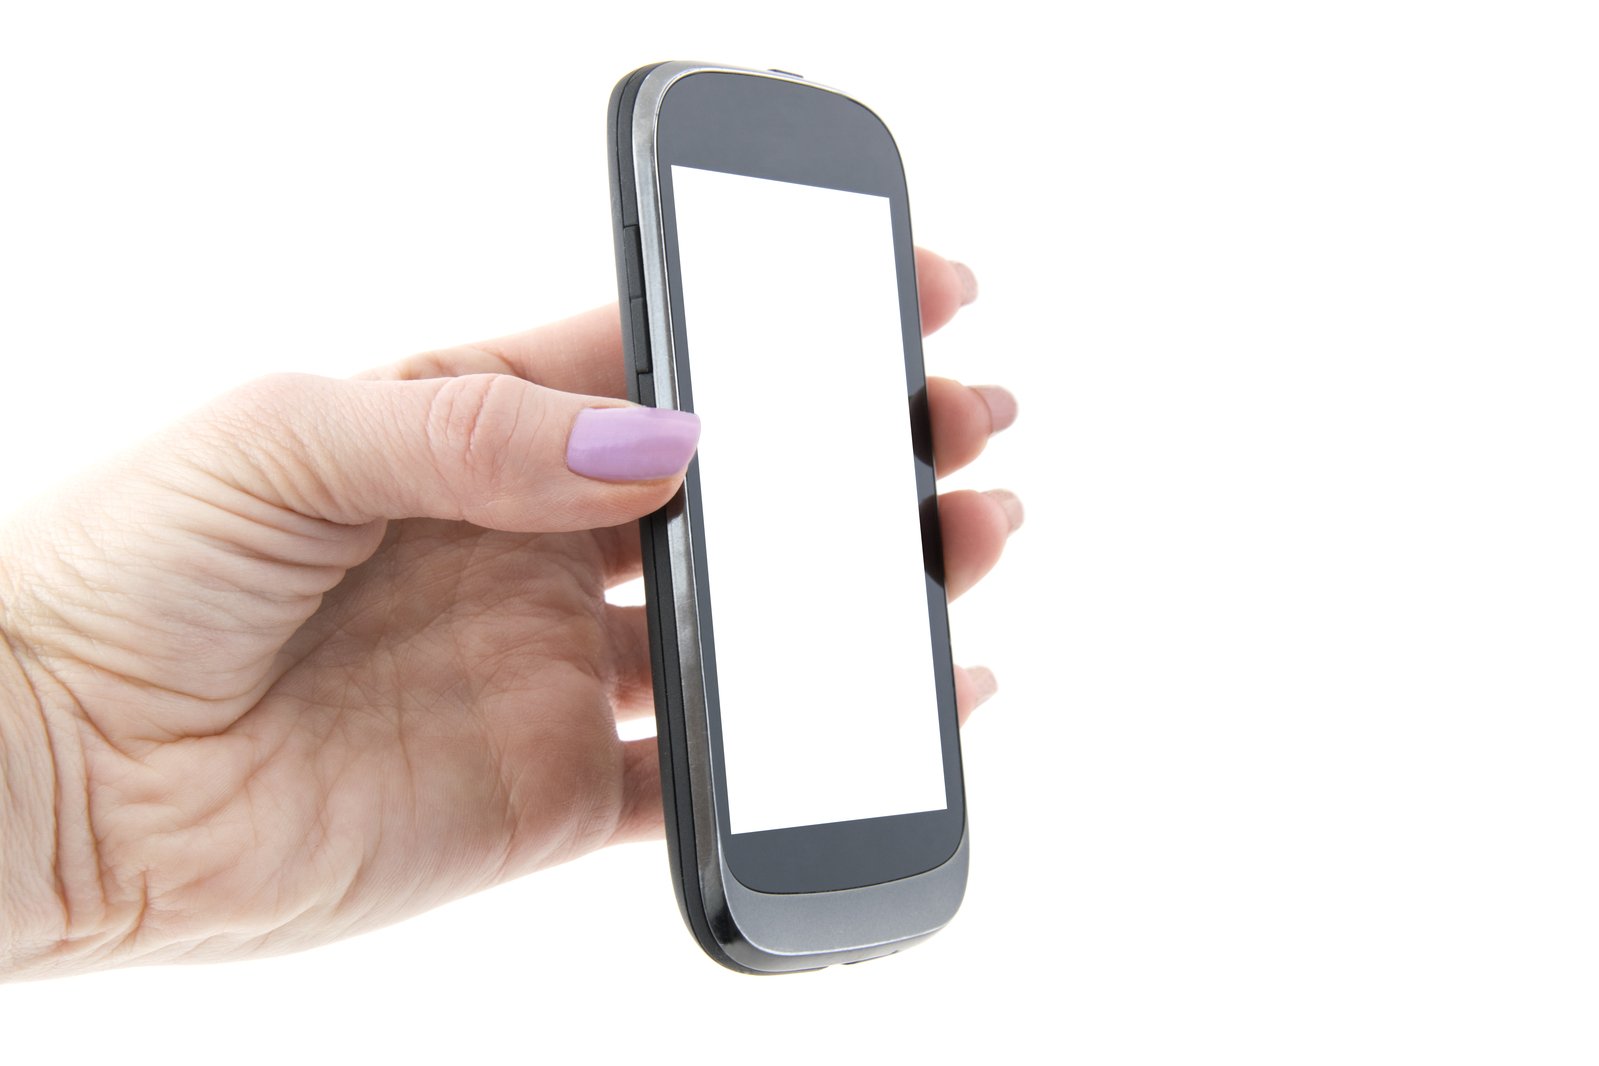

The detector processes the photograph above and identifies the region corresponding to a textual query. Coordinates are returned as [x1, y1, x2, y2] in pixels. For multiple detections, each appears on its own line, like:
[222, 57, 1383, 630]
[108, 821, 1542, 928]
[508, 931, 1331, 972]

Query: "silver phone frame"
[627, 60, 968, 972]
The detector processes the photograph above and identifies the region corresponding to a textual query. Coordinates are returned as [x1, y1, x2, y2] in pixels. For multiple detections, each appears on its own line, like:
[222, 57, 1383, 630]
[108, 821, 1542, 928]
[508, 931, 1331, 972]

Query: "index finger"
[362, 247, 978, 396]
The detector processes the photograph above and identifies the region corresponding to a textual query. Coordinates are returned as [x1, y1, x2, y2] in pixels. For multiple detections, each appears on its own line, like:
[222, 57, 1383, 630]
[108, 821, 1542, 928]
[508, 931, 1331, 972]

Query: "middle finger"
[603, 483, 1022, 721]
[598, 378, 1018, 587]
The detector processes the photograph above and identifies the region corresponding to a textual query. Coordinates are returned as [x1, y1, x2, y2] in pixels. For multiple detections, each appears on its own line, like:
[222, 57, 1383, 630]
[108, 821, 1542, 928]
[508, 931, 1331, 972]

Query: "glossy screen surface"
[669, 164, 947, 835]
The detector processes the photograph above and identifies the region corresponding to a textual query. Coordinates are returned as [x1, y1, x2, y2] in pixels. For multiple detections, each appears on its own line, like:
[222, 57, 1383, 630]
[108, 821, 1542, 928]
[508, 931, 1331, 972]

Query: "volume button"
[627, 296, 652, 375]
[622, 225, 645, 299]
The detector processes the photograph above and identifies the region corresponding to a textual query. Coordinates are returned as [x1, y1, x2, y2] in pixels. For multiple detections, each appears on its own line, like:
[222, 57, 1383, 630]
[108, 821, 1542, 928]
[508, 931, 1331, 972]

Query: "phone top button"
[767, 68, 804, 79]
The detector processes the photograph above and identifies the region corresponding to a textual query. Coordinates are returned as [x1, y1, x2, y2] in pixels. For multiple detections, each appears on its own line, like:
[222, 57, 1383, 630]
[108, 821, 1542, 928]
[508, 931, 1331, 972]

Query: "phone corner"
[702, 831, 970, 974]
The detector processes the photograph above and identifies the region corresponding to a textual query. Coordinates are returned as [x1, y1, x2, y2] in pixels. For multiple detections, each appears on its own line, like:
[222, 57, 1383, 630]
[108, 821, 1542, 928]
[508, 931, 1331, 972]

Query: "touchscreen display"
[669, 164, 948, 835]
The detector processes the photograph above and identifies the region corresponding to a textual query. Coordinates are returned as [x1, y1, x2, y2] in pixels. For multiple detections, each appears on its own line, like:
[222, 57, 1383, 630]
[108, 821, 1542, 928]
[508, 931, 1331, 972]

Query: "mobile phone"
[607, 61, 967, 973]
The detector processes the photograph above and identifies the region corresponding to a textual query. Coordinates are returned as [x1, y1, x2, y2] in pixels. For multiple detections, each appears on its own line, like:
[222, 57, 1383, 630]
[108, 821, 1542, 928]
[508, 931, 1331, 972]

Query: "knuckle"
[201, 373, 317, 459]
[183, 373, 342, 516]
[424, 374, 543, 494]
[216, 372, 315, 423]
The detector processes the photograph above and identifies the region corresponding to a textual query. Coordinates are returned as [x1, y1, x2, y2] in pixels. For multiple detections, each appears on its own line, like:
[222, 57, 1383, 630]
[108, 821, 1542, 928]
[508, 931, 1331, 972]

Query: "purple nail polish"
[566, 407, 701, 481]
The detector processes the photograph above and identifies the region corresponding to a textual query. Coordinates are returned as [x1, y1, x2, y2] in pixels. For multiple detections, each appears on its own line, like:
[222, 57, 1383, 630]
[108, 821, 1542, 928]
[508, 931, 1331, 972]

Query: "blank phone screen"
[669, 164, 948, 836]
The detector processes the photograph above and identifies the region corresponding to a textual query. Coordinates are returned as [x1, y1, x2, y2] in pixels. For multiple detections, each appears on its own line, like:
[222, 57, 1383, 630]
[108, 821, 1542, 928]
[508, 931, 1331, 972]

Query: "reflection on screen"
[669, 165, 947, 835]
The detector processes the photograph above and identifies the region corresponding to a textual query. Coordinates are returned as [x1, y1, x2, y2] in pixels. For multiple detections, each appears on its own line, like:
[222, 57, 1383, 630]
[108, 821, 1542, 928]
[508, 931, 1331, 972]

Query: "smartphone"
[607, 61, 967, 973]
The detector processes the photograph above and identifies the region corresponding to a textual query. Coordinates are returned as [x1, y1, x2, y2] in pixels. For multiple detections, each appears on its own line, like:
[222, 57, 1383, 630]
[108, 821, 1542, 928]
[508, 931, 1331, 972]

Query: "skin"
[0, 248, 1019, 979]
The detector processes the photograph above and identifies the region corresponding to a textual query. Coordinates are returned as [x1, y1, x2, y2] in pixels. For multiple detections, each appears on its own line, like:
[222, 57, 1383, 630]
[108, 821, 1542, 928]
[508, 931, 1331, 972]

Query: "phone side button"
[622, 225, 645, 298]
[634, 370, 653, 407]
[628, 296, 652, 375]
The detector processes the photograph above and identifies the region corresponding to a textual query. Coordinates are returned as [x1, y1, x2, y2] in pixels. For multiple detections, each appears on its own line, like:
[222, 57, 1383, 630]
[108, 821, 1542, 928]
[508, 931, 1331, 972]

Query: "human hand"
[0, 249, 1020, 979]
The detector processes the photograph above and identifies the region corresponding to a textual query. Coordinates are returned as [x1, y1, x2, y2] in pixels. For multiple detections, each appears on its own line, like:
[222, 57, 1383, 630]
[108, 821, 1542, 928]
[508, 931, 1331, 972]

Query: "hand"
[0, 249, 1020, 979]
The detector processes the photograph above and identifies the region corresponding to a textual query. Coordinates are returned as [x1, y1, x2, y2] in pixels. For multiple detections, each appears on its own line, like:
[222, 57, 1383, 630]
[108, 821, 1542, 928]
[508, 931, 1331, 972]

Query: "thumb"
[188, 372, 700, 530]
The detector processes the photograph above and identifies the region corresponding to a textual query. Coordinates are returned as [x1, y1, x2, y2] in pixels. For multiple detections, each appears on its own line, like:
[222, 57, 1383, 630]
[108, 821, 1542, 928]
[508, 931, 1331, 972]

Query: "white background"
[670, 166, 946, 833]
[1, 2, 1595, 1063]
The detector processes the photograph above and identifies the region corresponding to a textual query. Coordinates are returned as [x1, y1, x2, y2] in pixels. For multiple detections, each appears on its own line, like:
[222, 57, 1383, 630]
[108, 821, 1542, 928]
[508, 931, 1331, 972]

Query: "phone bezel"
[652, 71, 965, 893]
[612, 61, 969, 970]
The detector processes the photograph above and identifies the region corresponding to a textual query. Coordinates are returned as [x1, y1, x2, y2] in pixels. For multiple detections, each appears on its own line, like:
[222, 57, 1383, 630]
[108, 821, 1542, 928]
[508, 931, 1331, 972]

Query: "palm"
[165, 519, 636, 957]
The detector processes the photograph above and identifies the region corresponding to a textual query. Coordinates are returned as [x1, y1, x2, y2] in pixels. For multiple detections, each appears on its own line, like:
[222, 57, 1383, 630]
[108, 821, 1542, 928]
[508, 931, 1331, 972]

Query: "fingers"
[604, 603, 654, 720]
[927, 377, 1018, 478]
[591, 521, 645, 587]
[191, 372, 700, 531]
[953, 664, 1000, 725]
[600, 486, 1024, 604]
[610, 736, 666, 845]
[591, 378, 1017, 588]
[365, 248, 978, 390]
[361, 304, 630, 398]
[587, 374, 1016, 589]
[938, 488, 1025, 599]
[606, 661, 1002, 846]
[915, 247, 979, 336]
[605, 478, 1023, 719]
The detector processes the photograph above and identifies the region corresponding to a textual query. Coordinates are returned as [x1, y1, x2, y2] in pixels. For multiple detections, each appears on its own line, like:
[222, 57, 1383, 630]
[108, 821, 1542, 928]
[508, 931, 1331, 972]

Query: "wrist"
[0, 555, 141, 980]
